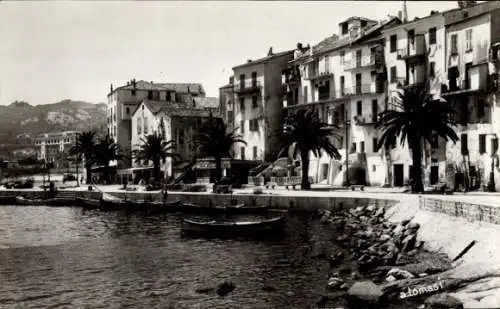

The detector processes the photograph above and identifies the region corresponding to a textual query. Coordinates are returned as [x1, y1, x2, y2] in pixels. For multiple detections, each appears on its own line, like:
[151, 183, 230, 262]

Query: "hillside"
[0, 100, 107, 158]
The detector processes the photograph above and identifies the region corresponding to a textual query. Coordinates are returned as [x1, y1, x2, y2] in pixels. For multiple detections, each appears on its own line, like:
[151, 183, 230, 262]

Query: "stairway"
[56, 191, 77, 200]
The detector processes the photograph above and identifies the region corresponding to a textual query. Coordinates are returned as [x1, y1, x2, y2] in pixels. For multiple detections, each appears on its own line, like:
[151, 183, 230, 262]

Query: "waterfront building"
[107, 79, 206, 169]
[441, 1, 500, 191]
[232, 48, 294, 162]
[129, 97, 219, 182]
[35, 130, 79, 163]
[381, 10, 447, 187]
[219, 76, 235, 131]
[283, 16, 400, 186]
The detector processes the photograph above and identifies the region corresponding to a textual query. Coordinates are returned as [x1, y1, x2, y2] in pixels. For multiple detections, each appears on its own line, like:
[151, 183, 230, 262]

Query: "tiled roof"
[294, 17, 400, 61]
[233, 49, 295, 69]
[193, 97, 219, 109]
[113, 80, 205, 95]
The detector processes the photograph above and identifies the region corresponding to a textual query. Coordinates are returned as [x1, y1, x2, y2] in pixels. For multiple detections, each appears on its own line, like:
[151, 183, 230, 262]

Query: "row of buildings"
[219, 1, 500, 190]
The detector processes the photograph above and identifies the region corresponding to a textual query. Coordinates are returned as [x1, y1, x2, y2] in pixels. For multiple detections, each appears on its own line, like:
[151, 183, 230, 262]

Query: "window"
[429, 27, 437, 45]
[356, 50, 362, 67]
[304, 86, 308, 102]
[227, 110, 234, 123]
[148, 91, 153, 99]
[373, 138, 378, 152]
[451, 34, 458, 55]
[390, 66, 397, 83]
[239, 97, 245, 112]
[390, 35, 397, 53]
[361, 20, 367, 28]
[253, 146, 258, 160]
[477, 99, 485, 118]
[342, 23, 348, 35]
[429, 62, 436, 78]
[408, 29, 415, 45]
[251, 71, 257, 87]
[143, 117, 148, 134]
[250, 119, 259, 131]
[241, 147, 246, 160]
[466, 29, 473, 52]
[479, 134, 486, 154]
[356, 101, 362, 115]
[252, 95, 258, 108]
[239, 74, 245, 89]
[461, 133, 468, 155]
[340, 51, 345, 64]
[340, 76, 345, 95]
[372, 165, 376, 172]
[131, 89, 136, 96]
[240, 120, 245, 133]
[351, 142, 357, 153]
[137, 118, 142, 134]
[126, 107, 130, 115]
[360, 141, 365, 153]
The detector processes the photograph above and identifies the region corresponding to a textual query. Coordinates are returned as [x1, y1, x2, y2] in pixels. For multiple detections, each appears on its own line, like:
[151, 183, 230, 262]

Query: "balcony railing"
[353, 114, 378, 125]
[397, 35, 427, 61]
[305, 70, 333, 81]
[339, 83, 384, 96]
[343, 57, 381, 71]
[235, 80, 262, 94]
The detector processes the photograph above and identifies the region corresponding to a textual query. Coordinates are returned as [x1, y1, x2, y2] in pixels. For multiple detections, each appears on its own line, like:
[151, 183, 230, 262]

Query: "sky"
[0, 1, 461, 105]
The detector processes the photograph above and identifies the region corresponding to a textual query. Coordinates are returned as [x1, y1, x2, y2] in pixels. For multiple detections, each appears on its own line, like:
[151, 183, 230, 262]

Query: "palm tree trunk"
[300, 151, 311, 190]
[86, 164, 92, 185]
[153, 159, 161, 181]
[215, 156, 222, 183]
[411, 140, 424, 193]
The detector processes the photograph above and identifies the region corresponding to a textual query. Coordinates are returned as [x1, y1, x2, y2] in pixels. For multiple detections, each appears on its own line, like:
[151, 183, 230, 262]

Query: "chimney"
[403, 0, 408, 22]
[110, 84, 113, 93]
[398, 10, 403, 21]
[297, 43, 303, 50]
[268, 46, 273, 56]
[132, 79, 136, 88]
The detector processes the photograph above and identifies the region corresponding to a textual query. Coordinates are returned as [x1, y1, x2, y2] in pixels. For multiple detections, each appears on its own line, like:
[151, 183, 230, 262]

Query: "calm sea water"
[0, 206, 340, 309]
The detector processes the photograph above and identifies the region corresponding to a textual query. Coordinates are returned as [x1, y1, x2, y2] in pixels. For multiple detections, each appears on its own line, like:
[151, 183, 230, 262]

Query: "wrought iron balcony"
[343, 57, 382, 71]
[235, 80, 262, 95]
[305, 70, 333, 81]
[339, 83, 384, 97]
[397, 35, 427, 62]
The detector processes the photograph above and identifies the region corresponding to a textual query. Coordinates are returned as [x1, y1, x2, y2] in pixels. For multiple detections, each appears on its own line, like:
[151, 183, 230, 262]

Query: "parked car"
[63, 173, 76, 182]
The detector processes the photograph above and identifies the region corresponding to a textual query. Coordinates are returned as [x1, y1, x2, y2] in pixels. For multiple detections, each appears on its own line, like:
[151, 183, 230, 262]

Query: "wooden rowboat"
[181, 215, 286, 237]
[15, 196, 81, 207]
[125, 199, 183, 214]
[16, 196, 49, 206]
[76, 197, 101, 210]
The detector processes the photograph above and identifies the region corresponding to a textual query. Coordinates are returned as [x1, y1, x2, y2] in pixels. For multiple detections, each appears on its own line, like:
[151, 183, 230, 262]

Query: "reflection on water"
[0, 206, 333, 309]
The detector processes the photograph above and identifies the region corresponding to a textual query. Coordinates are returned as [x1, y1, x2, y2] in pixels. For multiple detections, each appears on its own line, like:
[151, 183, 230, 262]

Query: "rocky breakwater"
[316, 205, 500, 309]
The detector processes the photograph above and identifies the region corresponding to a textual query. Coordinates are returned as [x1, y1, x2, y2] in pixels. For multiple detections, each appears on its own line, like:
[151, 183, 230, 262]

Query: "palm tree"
[277, 109, 341, 190]
[95, 134, 121, 184]
[70, 131, 97, 185]
[132, 132, 177, 181]
[376, 86, 458, 193]
[194, 116, 246, 183]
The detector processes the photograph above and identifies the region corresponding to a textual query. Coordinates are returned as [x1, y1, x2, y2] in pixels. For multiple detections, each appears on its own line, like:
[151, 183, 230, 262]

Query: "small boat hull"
[16, 196, 48, 206]
[181, 215, 286, 238]
[76, 197, 101, 209]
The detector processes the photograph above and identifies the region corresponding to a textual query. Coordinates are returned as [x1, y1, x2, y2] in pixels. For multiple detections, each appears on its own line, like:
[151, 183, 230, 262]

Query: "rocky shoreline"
[314, 204, 500, 309]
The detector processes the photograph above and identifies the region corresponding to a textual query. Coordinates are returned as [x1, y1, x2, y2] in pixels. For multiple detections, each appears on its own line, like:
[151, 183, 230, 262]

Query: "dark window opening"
[390, 35, 397, 53]
[360, 141, 365, 153]
[429, 27, 437, 45]
[477, 99, 485, 118]
[461, 133, 468, 155]
[479, 134, 486, 154]
[253, 146, 258, 160]
[356, 100, 362, 115]
[429, 62, 436, 78]
[342, 23, 348, 35]
[148, 91, 153, 99]
[373, 138, 378, 152]
[252, 95, 258, 108]
[241, 147, 245, 160]
[390, 66, 397, 83]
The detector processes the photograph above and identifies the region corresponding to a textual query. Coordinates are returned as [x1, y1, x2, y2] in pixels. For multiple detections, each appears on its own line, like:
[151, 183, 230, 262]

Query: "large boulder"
[424, 293, 463, 309]
[347, 280, 384, 306]
[216, 279, 235, 296]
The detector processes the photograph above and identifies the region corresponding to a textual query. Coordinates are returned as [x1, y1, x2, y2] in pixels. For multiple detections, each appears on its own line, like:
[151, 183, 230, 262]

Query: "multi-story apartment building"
[284, 16, 400, 186]
[107, 80, 205, 169]
[381, 10, 447, 187]
[35, 130, 79, 163]
[232, 48, 294, 162]
[441, 1, 500, 191]
[219, 76, 235, 131]
[130, 97, 219, 181]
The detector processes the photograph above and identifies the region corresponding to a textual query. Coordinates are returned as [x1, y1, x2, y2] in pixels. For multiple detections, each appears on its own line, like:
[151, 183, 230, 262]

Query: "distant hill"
[0, 100, 107, 158]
